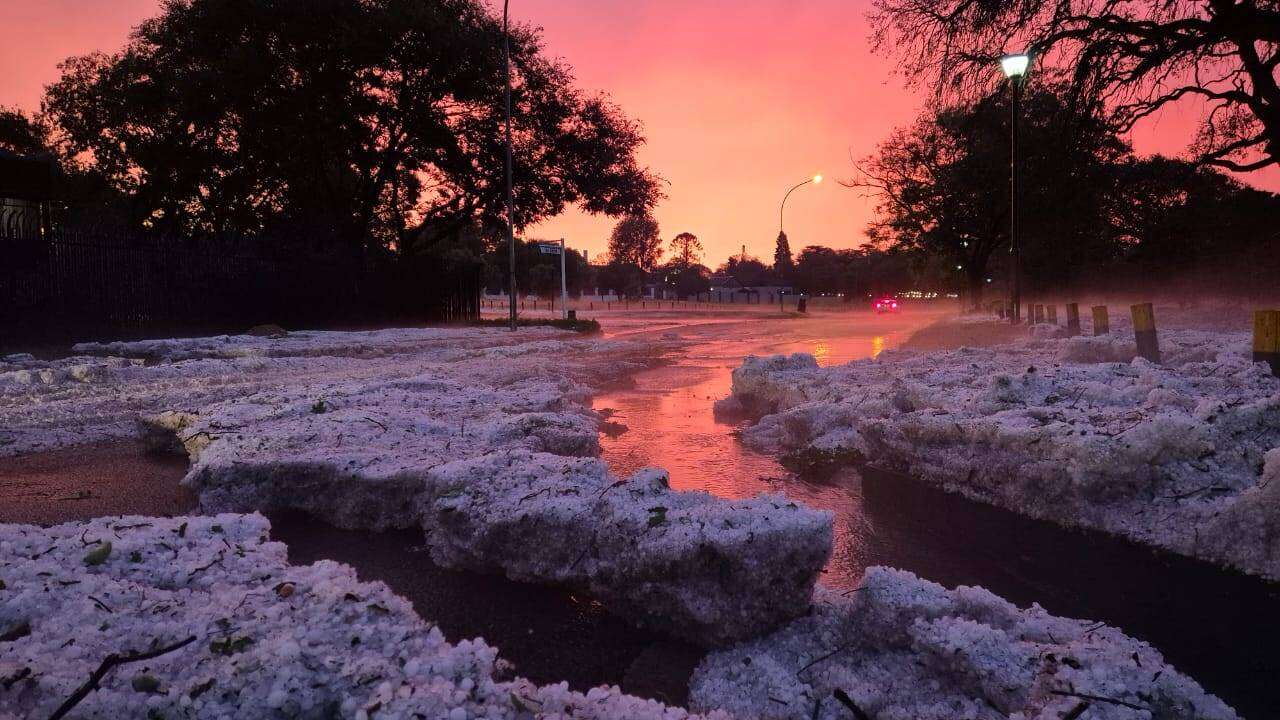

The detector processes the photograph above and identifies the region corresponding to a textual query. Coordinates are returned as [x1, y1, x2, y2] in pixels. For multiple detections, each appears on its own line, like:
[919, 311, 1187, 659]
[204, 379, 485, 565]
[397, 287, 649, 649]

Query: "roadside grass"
[471, 317, 602, 333]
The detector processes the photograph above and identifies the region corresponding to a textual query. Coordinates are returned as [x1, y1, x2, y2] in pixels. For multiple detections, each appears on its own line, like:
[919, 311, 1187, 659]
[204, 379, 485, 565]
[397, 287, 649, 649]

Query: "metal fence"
[0, 214, 480, 348]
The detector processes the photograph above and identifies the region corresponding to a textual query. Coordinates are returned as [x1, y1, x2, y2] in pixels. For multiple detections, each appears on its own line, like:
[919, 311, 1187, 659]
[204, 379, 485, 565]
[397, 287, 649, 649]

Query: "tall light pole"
[1001, 52, 1030, 325]
[780, 174, 823, 235]
[776, 174, 821, 310]
[503, 0, 517, 331]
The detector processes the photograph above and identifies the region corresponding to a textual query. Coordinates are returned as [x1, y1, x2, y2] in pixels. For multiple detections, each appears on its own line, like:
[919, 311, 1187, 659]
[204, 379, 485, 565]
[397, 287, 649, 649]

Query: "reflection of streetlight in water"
[812, 341, 831, 366]
[872, 336, 885, 357]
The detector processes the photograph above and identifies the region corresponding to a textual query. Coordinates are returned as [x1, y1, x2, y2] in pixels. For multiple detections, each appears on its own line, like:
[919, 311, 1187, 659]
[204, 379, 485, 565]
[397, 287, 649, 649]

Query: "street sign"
[538, 243, 561, 255]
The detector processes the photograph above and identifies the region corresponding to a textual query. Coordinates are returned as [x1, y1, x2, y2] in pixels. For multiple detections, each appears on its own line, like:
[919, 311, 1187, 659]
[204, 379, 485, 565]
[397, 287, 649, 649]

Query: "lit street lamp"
[780, 174, 823, 235]
[1001, 52, 1030, 325]
[777, 174, 821, 311]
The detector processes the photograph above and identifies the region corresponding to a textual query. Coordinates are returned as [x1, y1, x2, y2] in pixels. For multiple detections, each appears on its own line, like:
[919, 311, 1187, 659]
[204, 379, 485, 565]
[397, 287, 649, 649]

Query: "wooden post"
[1091, 306, 1109, 335]
[1046, 305, 1057, 324]
[1065, 303, 1080, 335]
[1253, 310, 1280, 376]
[1131, 303, 1160, 363]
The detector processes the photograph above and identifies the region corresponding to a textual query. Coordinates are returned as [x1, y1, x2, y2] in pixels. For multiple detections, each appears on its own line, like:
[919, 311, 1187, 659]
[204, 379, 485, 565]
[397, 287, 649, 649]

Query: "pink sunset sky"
[3, 0, 1276, 266]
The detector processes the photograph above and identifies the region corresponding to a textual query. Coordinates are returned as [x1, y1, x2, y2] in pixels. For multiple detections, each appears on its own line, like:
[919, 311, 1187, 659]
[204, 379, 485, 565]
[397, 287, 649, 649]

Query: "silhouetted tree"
[793, 246, 849, 295]
[608, 214, 662, 270]
[0, 108, 51, 156]
[672, 264, 712, 297]
[719, 254, 774, 287]
[1104, 156, 1280, 270]
[773, 231, 795, 279]
[0, 107, 128, 224]
[847, 83, 1126, 304]
[655, 260, 711, 298]
[528, 264, 558, 298]
[791, 245, 919, 297]
[44, 0, 660, 245]
[669, 232, 703, 268]
[869, 0, 1280, 172]
[481, 236, 588, 296]
[596, 261, 646, 297]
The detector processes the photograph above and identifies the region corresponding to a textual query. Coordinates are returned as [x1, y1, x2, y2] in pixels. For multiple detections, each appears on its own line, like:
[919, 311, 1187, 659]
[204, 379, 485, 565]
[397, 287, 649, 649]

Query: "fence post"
[1092, 306, 1109, 335]
[1066, 303, 1080, 336]
[1131, 303, 1160, 363]
[1046, 305, 1057, 324]
[1253, 310, 1280, 376]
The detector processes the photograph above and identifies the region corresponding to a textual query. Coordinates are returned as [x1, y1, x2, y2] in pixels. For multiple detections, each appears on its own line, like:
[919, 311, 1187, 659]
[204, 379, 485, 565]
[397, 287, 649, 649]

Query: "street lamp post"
[503, 0, 517, 331]
[778, 174, 821, 311]
[780, 174, 823, 235]
[1001, 52, 1029, 325]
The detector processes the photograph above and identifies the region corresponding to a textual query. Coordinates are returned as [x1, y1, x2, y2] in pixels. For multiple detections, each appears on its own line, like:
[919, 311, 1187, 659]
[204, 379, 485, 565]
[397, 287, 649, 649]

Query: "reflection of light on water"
[871, 335, 885, 357]
[812, 341, 830, 366]
[596, 319, 926, 590]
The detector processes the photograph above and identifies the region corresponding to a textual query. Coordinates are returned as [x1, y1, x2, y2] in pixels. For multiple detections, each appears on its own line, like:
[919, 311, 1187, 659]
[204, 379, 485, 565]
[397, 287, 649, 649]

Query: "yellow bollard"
[1092, 306, 1109, 335]
[1066, 303, 1081, 336]
[1131, 303, 1160, 363]
[1253, 310, 1280, 376]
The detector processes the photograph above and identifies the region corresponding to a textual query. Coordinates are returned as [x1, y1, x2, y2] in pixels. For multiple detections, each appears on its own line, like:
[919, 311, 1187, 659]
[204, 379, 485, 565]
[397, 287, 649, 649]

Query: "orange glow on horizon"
[3, 0, 1276, 266]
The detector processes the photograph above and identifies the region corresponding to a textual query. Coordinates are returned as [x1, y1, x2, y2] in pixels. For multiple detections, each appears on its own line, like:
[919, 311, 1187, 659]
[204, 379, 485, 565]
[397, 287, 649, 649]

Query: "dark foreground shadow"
[267, 511, 704, 706]
[858, 466, 1280, 720]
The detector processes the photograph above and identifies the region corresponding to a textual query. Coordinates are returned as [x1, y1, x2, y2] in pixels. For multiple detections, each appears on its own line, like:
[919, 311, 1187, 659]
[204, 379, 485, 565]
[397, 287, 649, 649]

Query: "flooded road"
[593, 307, 1279, 719]
[594, 308, 935, 593]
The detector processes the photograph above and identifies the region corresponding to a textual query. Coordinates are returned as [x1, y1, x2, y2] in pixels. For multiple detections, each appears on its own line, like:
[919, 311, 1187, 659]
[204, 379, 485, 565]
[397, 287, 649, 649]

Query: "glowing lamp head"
[1000, 53, 1030, 78]
[813, 174, 823, 184]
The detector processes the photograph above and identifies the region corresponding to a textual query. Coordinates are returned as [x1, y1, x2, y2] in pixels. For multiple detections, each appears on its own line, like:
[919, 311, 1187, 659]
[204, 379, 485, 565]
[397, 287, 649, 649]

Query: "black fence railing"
[0, 221, 480, 349]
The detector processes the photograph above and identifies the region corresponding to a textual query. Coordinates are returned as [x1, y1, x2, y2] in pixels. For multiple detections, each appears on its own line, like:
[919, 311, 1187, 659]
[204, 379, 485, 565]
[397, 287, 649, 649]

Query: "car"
[873, 297, 899, 313]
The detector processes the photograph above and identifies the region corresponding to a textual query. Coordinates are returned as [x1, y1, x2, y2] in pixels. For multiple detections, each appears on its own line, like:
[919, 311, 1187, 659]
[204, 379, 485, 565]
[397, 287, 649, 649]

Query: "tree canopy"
[869, 0, 1280, 172]
[0, 108, 52, 157]
[849, 81, 1280, 301]
[847, 82, 1127, 302]
[607, 213, 663, 270]
[669, 232, 703, 268]
[773, 231, 794, 277]
[44, 0, 660, 246]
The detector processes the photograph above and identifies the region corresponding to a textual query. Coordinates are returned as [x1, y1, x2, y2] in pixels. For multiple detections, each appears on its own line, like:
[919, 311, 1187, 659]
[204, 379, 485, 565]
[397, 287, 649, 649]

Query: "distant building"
[707, 273, 794, 304]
